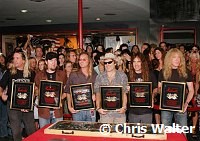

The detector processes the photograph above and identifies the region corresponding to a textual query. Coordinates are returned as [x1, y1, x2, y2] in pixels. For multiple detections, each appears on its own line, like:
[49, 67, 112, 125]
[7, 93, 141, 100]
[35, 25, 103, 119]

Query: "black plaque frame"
[129, 82, 152, 108]
[70, 83, 94, 111]
[160, 81, 186, 112]
[38, 80, 62, 108]
[100, 86, 122, 110]
[10, 81, 34, 110]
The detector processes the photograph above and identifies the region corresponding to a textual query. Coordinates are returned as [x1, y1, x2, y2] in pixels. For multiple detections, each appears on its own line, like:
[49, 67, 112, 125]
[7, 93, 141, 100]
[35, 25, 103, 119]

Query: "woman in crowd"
[34, 59, 46, 130]
[37, 59, 46, 72]
[85, 44, 93, 57]
[64, 61, 73, 78]
[187, 52, 200, 137]
[131, 45, 140, 56]
[151, 47, 165, 124]
[128, 53, 157, 123]
[154, 47, 165, 71]
[58, 53, 65, 70]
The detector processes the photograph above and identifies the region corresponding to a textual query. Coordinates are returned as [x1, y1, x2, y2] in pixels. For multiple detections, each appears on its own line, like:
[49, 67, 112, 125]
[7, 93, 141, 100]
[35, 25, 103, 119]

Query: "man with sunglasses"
[94, 53, 128, 123]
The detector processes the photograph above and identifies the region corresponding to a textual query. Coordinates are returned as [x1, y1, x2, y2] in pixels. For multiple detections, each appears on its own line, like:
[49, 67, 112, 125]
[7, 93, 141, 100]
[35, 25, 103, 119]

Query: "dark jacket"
[34, 70, 67, 119]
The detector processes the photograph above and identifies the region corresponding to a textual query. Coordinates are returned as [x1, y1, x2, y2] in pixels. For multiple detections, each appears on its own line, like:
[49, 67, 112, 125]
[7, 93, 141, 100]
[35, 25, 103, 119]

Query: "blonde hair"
[11, 51, 30, 78]
[79, 52, 93, 79]
[163, 48, 187, 80]
[188, 52, 200, 67]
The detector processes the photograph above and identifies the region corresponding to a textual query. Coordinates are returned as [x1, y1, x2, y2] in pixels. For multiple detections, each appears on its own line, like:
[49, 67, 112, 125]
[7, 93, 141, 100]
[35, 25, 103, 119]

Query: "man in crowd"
[34, 52, 67, 128]
[94, 53, 128, 123]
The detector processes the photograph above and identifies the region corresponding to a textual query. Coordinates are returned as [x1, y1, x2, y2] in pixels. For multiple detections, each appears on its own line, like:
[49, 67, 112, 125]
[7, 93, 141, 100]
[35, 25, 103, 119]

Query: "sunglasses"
[104, 61, 113, 65]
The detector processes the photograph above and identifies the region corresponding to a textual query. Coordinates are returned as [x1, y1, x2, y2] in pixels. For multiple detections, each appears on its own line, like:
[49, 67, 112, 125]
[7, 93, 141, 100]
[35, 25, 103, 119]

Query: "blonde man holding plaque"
[158, 48, 194, 127]
[0, 50, 36, 141]
[94, 53, 128, 123]
[64, 52, 97, 122]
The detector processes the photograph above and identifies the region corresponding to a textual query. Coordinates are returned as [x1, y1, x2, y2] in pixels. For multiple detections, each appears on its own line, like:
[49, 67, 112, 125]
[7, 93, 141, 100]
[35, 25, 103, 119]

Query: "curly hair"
[129, 53, 149, 81]
[163, 48, 187, 80]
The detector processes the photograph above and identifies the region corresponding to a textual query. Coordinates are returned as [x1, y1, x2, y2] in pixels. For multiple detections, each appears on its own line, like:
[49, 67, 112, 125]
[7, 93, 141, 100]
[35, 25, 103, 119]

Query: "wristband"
[96, 107, 101, 111]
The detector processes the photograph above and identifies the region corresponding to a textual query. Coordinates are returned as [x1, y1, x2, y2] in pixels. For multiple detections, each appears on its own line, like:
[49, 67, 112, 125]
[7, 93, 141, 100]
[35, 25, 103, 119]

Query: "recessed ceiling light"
[104, 13, 116, 16]
[5, 18, 16, 21]
[46, 19, 52, 23]
[30, 0, 45, 2]
[96, 18, 101, 21]
[72, 33, 77, 36]
[83, 7, 90, 9]
[21, 9, 28, 13]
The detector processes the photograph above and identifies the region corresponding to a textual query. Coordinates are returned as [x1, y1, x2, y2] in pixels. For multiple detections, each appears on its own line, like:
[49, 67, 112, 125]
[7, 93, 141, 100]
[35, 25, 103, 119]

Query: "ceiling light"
[83, 7, 90, 10]
[96, 18, 101, 21]
[46, 19, 52, 23]
[5, 18, 16, 21]
[30, 0, 45, 2]
[21, 9, 28, 13]
[72, 33, 77, 36]
[104, 13, 116, 16]
[130, 32, 133, 34]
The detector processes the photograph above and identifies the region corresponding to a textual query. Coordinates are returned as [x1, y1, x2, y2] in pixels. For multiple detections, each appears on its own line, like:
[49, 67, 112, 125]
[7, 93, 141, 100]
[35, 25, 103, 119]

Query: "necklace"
[107, 71, 116, 84]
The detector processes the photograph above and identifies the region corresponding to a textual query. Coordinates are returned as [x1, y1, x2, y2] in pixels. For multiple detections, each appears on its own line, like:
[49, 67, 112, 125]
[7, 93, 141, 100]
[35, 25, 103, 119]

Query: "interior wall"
[1, 20, 200, 52]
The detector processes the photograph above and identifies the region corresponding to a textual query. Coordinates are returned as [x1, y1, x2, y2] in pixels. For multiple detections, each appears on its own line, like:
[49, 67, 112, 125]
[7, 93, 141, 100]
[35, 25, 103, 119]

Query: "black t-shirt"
[46, 71, 56, 81]
[129, 71, 157, 115]
[158, 69, 192, 82]
[158, 69, 192, 102]
[0, 69, 35, 101]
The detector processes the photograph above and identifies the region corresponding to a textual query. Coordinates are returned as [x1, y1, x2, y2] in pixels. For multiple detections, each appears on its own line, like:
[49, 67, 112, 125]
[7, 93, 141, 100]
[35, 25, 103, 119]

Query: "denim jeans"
[7, 102, 36, 141]
[72, 110, 96, 122]
[161, 111, 187, 127]
[38, 111, 63, 128]
[128, 112, 152, 124]
[99, 111, 126, 123]
[0, 99, 8, 137]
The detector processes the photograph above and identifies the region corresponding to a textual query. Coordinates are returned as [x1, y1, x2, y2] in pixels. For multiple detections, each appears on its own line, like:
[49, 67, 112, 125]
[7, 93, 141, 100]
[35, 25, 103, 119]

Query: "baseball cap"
[45, 52, 58, 60]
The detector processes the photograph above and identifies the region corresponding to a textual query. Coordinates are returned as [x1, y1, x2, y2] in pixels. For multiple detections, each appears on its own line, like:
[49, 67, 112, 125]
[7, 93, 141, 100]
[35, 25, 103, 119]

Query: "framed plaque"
[100, 86, 122, 110]
[38, 80, 62, 108]
[160, 81, 186, 112]
[10, 81, 34, 110]
[70, 83, 94, 110]
[129, 82, 152, 108]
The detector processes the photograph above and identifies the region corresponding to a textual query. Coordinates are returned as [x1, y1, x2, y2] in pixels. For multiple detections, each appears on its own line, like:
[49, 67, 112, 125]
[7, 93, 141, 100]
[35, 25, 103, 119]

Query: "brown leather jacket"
[34, 70, 67, 119]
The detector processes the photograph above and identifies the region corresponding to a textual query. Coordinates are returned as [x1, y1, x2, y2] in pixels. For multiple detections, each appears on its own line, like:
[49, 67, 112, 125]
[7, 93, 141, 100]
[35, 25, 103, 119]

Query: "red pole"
[0, 33, 2, 52]
[78, 0, 83, 49]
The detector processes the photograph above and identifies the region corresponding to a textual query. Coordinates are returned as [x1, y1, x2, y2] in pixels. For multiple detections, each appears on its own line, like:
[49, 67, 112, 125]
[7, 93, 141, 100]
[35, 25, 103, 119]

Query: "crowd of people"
[0, 34, 199, 141]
